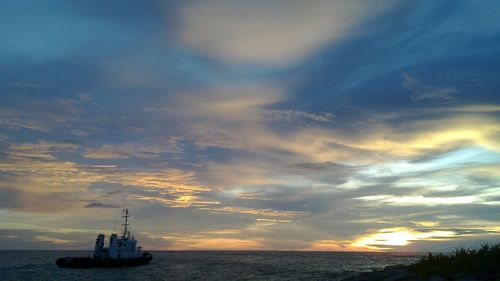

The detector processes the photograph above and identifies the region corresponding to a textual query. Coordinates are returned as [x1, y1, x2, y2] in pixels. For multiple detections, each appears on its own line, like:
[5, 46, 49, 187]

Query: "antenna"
[113, 220, 116, 233]
[121, 208, 130, 239]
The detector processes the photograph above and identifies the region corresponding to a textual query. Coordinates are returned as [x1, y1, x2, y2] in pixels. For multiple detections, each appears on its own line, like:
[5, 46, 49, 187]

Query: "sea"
[0, 251, 423, 281]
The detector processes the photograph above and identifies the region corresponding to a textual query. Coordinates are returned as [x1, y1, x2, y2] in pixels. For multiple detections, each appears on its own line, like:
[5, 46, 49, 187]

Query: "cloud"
[35, 235, 76, 245]
[436, 104, 500, 113]
[314, 113, 500, 159]
[199, 161, 288, 188]
[176, 0, 396, 65]
[402, 73, 458, 102]
[147, 86, 494, 173]
[83, 202, 120, 208]
[0, 229, 100, 250]
[1, 141, 204, 190]
[168, 82, 497, 169]
[172, 83, 284, 123]
[349, 223, 500, 251]
[164, 85, 500, 206]
[167, 83, 284, 151]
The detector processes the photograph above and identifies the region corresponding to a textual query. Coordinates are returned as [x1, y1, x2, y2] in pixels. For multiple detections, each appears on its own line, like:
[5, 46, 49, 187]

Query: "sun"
[351, 227, 456, 250]
[352, 228, 413, 249]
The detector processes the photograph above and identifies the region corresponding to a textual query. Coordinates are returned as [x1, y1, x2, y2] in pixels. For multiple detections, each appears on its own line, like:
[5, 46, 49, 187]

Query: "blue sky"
[0, 0, 499, 251]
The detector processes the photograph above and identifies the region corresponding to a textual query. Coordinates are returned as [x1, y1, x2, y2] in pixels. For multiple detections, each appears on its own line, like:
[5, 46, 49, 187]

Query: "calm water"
[0, 251, 423, 281]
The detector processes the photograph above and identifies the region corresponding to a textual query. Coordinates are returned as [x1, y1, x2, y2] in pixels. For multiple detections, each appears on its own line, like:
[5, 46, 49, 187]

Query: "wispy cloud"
[402, 73, 458, 102]
[357, 194, 480, 206]
[266, 109, 334, 124]
[6, 142, 78, 160]
[0, 142, 213, 212]
[82, 140, 181, 159]
[0, 108, 50, 132]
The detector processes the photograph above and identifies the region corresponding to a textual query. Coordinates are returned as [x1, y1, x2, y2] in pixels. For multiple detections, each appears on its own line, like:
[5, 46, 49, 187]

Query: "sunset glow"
[352, 228, 457, 250]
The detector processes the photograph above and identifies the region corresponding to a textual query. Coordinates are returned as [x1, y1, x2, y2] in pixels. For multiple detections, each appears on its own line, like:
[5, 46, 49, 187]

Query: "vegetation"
[409, 243, 500, 279]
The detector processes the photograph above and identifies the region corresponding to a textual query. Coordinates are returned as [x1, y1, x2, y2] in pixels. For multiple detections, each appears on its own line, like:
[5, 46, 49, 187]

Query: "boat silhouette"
[56, 208, 152, 268]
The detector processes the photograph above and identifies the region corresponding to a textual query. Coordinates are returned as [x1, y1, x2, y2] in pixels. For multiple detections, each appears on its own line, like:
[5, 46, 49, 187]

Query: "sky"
[0, 0, 499, 252]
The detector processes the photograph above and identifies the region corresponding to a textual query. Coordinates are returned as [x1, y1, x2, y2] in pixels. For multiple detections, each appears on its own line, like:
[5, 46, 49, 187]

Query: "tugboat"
[56, 208, 152, 268]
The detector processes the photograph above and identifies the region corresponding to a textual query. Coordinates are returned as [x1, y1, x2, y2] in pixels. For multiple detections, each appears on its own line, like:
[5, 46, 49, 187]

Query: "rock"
[384, 264, 408, 271]
[341, 272, 375, 281]
[404, 277, 427, 281]
[341, 269, 391, 281]
[341, 264, 417, 281]
[382, 265, 415, 281]
[429, 275, 447, 281]
[477, 272, 494, 281]
[383, 271, 412, 281]
[454, 273, 479, 281]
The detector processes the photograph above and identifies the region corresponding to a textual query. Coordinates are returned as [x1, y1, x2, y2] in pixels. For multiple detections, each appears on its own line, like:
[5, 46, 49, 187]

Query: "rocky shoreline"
[341, 264, 499, 281]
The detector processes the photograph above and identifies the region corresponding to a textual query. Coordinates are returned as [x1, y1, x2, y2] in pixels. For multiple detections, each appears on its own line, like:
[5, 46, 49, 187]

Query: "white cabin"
[93, 209, 144, 259]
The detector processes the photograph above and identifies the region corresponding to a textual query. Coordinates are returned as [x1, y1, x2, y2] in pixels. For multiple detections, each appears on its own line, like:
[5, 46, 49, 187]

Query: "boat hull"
[56, 253, 152, 268]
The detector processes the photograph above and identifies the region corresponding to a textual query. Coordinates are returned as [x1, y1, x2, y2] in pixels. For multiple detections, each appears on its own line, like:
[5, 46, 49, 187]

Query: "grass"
[408, 243, 500, 279]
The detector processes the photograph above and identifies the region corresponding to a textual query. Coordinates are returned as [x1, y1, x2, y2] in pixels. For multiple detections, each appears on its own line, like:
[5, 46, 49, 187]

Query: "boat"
[56, 208, 153, 268]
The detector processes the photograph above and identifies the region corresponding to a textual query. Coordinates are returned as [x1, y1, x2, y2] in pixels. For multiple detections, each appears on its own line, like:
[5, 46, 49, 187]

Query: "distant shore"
[341, 263, 498, 281]
[342, 244, 500, 281]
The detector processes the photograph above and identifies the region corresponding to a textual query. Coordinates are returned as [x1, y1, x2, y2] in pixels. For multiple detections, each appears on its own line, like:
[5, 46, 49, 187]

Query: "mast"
[121, 208, 130, 238]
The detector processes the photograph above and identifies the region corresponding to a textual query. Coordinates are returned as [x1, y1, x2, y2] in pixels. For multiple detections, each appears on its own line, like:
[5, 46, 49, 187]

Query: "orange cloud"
[131, 194, 220, 208]
[168, 238, 264, 250]
[35, 236, 76, 244]
[306, 240, 369, 252]
[199, 206, 308, 221]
